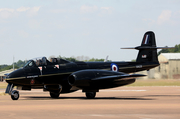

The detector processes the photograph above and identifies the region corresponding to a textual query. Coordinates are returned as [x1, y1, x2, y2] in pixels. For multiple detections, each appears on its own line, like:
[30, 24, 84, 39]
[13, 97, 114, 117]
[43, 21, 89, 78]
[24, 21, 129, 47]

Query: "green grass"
[0, 92, 8, 96]
[0, 82, 8, 96]
[129, 79, 180, 86]
[0, 82, 8, 89]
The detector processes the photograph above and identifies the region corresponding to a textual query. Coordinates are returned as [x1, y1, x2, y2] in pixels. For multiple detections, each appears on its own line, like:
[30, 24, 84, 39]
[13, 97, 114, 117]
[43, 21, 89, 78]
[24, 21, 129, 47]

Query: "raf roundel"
[111, 63, 119, 72]
[31, 79, 35, 85]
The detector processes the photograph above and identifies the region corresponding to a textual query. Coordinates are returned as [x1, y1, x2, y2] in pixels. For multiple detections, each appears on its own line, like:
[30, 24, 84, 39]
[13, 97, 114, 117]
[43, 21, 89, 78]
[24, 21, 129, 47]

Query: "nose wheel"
[11, 90, 19, 100]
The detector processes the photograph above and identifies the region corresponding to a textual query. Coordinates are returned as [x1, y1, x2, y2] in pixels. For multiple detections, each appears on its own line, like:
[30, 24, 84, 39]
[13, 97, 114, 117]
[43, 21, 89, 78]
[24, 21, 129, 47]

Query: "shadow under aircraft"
[5, 31, 173, 100]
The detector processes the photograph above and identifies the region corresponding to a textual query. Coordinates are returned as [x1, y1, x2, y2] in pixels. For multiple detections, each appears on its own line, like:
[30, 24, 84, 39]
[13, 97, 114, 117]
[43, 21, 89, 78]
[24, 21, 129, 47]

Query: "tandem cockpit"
[5, 57, 71, 100]
[23, 57, 70, 68]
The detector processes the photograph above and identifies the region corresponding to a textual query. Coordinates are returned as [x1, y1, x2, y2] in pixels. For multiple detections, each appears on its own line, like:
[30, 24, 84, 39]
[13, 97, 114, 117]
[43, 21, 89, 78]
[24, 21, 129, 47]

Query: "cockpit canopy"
[23, 57, 70, 68]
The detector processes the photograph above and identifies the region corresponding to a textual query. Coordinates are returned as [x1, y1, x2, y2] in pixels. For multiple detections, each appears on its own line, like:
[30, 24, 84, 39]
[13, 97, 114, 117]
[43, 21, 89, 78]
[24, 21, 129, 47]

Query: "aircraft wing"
[92, 74, 145, 81]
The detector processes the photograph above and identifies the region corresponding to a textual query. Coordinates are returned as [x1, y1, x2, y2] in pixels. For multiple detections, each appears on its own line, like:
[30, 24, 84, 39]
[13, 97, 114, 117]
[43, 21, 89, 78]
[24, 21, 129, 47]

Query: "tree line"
[0, 60, 26, 72]
[131, 44, 180, 61]
[1, 44, 179, 72]
[0, 56, 107, 72]
[158, 44, 180, 55]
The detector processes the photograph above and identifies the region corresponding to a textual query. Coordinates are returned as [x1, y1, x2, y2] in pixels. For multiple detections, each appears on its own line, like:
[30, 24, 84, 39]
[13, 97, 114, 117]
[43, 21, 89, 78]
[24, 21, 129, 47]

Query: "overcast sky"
[0, 0, 180, 65]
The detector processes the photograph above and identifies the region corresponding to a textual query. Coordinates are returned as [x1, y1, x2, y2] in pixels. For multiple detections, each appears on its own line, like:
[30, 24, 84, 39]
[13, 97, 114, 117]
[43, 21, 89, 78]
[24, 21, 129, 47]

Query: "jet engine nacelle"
[68, 70, 95, 87]
[68, 69, 125, 87]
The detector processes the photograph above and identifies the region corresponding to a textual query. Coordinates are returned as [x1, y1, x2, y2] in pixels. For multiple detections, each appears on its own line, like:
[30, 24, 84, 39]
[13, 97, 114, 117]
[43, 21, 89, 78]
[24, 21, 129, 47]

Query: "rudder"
[136, 31, 158, 63]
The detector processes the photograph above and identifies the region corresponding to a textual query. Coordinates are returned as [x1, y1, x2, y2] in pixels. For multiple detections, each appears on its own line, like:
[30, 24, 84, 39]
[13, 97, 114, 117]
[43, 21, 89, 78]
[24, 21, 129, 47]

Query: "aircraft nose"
[7, 68, 25, 79]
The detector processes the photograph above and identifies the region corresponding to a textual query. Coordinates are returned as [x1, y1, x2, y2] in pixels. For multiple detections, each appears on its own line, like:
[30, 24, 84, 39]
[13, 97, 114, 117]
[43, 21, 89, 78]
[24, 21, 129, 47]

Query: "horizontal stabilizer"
[121, 46, 175, 50]
[121, 31, 175, 63]
[121, 47, 136, 49]
[155, 47, 175, 49]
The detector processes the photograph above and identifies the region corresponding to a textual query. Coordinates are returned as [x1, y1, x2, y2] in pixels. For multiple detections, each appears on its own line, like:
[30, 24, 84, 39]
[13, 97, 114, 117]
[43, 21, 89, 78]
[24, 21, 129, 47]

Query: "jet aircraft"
[5, 31, 173, 100]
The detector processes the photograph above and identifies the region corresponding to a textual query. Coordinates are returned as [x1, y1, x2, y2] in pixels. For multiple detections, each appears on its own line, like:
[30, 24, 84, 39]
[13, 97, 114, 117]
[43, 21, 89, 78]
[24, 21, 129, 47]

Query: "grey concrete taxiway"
[0, 86, 180, 119]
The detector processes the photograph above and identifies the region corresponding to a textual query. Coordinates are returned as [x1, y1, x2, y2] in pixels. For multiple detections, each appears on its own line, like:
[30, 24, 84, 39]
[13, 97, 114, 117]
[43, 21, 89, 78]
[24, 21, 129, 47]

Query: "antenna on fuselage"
[104, 55, 109, 62]
[13, 56, 14, 71]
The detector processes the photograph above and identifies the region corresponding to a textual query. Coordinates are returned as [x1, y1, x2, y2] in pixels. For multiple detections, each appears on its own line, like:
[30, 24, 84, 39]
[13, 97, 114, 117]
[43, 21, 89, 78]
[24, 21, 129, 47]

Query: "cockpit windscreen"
[23, 57, 70, 68]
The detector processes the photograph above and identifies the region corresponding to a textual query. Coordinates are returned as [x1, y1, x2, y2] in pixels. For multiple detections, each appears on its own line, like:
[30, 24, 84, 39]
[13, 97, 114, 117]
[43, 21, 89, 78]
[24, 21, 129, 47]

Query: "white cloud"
[100, 7, 114, 15]
[80, 5, 98, 13]
[157, 10, 172, 25]
[82, 17, 90, 21]
[82, 31, 90, 36]
[32, 6, 41, 12]
[0, 8, 15, 13]
[50, 9, 66, 13]
[143, 18, 155, 25]
[28, 19, 41, 29]
[27, 6, 41, 17]
[0, 6, 41, 19]
[101, 7, 111, 10]
[17, 30, 29, 38]
[16, 6, 30, 12]
[0, 8, 15, 19]
[47, 34, 53, 38]
[143, 10, 180, 26]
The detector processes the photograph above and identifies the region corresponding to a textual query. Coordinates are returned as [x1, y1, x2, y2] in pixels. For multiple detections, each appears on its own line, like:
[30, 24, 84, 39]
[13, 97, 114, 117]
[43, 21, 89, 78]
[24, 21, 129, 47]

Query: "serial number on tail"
[136, 65, 142, 68]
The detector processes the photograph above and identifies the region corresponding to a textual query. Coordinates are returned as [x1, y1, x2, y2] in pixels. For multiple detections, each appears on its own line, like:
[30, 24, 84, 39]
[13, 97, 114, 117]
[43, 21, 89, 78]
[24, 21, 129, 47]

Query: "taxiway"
[0, 86, 180, 119]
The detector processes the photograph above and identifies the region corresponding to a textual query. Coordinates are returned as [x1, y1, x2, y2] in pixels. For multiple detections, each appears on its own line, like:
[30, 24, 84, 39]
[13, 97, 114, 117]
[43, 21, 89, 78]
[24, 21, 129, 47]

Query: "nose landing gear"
[11, 90, 19, 100]
[5, 83, 20, 100]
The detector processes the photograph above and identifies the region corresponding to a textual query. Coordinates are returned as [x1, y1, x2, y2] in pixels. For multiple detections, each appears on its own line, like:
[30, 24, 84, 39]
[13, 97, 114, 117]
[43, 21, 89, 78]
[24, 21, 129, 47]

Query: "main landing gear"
[46, 84, 62, 99]
[50, 91, 60, 98]
[5, 84, 20, 100]
[85, 92, 96, 99]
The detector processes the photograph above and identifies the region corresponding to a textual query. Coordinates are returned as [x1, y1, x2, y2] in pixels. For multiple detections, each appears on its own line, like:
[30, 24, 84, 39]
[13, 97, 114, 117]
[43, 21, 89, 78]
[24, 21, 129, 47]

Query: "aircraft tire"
[85, 92, 96, 99]
[11, 90, 19, 100]
[50, 92, 60, 98]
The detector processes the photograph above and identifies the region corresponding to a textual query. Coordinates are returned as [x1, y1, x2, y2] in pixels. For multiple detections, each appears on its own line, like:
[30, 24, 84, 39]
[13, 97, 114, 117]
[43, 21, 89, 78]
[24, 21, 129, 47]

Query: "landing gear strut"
[5, 83, 20, 100]
[85, 92, 96, 99]
[46, 85, 62, 99]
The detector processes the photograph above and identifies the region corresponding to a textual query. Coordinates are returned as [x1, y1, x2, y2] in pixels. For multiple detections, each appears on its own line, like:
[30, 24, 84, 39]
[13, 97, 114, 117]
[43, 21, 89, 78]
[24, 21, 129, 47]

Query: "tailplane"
[121, 31, 174, 63]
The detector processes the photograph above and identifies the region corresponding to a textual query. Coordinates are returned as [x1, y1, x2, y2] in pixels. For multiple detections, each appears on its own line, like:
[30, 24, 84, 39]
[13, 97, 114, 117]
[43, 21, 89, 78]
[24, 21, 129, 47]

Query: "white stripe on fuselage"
[145, 35, 149, 44]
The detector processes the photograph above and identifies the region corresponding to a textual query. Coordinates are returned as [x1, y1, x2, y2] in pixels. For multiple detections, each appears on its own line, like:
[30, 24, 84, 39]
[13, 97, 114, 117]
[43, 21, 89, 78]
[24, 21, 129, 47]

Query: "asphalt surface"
[0, 86, 180, 119]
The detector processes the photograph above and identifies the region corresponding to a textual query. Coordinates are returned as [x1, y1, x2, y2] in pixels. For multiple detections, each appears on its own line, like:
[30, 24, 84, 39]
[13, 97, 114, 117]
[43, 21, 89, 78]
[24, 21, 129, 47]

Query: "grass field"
[129, 79, 180, 86]
[0, 82, 8, 89]
[0, 79, 180, 89]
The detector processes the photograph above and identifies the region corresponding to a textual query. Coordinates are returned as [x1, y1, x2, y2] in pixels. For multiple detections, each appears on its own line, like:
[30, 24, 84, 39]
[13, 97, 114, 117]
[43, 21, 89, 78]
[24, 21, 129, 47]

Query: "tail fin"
[121, 31, 174, 63]
[136, 31, 157, 63]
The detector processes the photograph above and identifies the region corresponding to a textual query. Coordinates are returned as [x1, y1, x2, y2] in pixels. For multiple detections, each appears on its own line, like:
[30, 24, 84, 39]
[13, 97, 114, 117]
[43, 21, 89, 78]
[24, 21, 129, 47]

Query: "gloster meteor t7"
[5, 31, 173, 100]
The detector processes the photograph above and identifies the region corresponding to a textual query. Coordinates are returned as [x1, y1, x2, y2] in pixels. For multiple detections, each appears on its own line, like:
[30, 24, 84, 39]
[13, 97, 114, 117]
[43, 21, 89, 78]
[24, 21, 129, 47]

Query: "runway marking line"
[101, 90, 146, 92]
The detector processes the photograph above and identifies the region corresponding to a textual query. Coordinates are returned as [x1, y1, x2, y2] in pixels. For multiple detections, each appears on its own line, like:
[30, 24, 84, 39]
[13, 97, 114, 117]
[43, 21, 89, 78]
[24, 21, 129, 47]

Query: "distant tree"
[58, 55, 107, 62]
[0, 60, 26, 72]
[87, 58, 105, 62]
[158, 44, 180, 55]
[0, 65, 19, 71]
[14, 60, 26, 67]
[64, 57, 78, 62]
[131, 59, 136, 62]
[57, 55, 78, 62]
[0, 64, 8, 69]
[0, 55, 112, 72]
